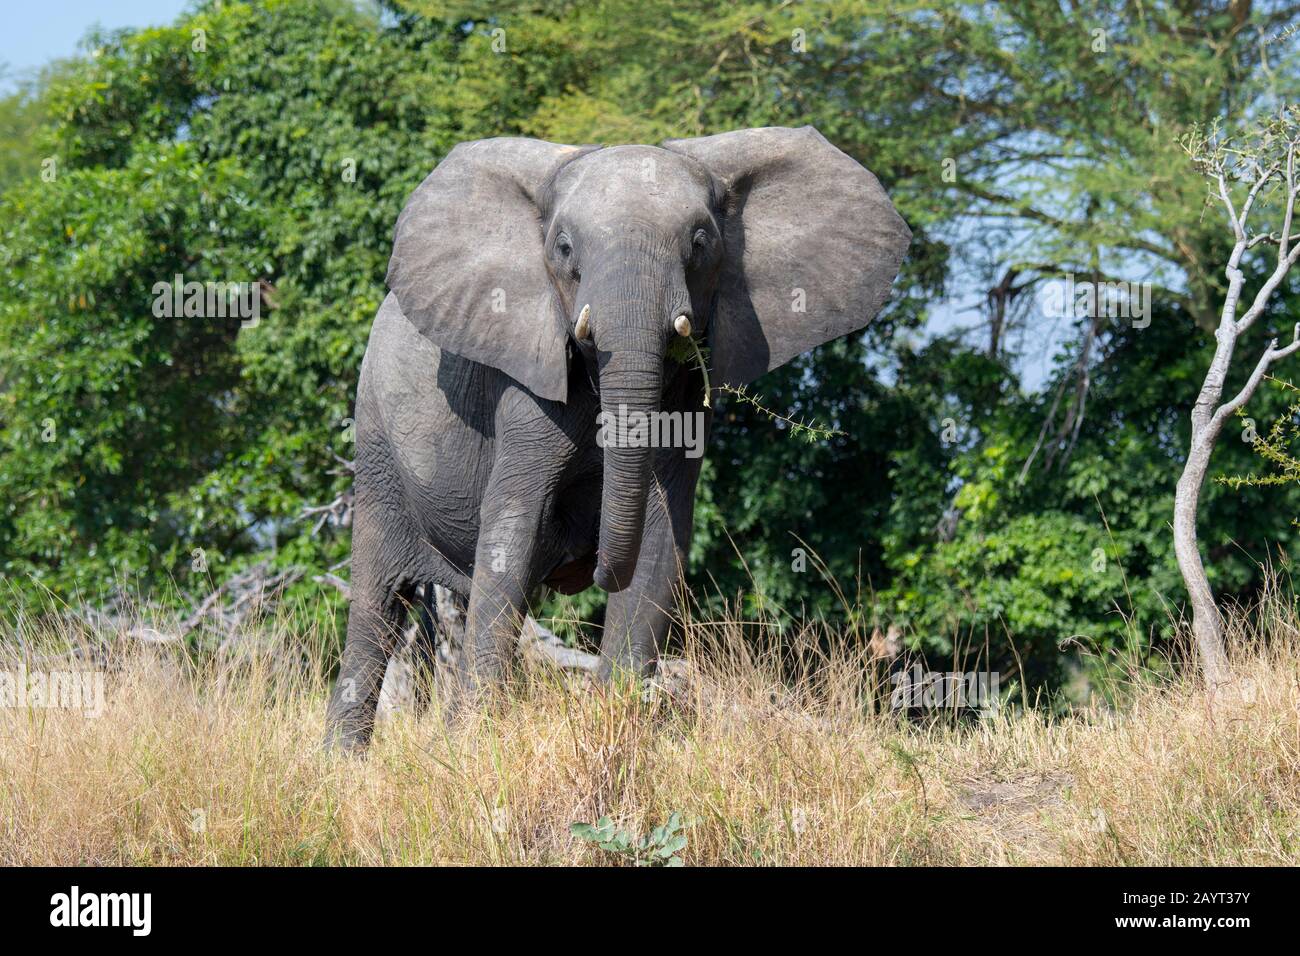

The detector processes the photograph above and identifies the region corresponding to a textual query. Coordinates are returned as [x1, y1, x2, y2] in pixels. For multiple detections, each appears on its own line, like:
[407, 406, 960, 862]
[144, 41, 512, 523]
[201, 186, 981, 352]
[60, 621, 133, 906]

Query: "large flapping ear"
[663, 126, 911, 386]
[386, 138, 592, 402]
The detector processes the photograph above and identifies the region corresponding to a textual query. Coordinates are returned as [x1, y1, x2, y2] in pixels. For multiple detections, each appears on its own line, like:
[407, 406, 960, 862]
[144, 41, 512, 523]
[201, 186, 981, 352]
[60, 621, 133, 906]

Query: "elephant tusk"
[674, 315, 692, 337]
[575, 304, 591, 341]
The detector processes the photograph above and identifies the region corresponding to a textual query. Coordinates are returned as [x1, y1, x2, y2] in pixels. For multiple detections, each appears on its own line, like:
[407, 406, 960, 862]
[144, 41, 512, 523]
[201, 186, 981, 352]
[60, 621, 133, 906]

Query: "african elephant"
[323, 125, 910, 749]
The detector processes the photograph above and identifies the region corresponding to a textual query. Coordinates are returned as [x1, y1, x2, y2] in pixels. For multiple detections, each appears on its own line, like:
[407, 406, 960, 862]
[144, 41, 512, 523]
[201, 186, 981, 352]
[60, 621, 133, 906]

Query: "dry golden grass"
[0, 604, 1297, 866]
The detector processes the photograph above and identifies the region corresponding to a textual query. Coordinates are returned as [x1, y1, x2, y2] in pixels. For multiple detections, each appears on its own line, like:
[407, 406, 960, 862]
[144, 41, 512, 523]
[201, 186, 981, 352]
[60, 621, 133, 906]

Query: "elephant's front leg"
[462, 494, 544, 692]
[598, 444, 703, 681]
[323, 419, 430, 751]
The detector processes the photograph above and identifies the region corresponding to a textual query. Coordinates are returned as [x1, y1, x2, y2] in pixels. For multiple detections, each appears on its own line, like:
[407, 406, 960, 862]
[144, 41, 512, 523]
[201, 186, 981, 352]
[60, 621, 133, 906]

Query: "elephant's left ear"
[387, 138, 594, 403]
[663, 126, 910, 386]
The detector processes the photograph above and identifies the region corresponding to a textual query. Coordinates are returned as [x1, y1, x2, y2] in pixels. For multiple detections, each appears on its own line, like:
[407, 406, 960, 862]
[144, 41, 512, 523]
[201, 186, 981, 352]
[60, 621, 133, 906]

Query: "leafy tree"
[0, 62, 63, 195]
[3, 0, 1299, 698]
[1, 1, 464, 606]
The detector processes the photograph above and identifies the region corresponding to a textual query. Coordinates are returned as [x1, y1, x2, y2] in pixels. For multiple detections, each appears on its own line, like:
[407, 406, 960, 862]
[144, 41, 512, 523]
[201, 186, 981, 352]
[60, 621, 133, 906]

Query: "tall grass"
[0, 590, 1296, 865]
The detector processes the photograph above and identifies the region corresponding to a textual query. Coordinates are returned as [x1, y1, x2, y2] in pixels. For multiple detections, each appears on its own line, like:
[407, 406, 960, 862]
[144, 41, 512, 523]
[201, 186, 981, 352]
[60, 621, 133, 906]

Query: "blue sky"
[1, 0, 192, 94]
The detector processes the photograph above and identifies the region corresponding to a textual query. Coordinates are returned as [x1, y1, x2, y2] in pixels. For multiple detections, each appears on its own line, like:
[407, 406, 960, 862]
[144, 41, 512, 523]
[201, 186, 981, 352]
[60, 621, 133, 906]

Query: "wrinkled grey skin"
[324, 126, 910, 750]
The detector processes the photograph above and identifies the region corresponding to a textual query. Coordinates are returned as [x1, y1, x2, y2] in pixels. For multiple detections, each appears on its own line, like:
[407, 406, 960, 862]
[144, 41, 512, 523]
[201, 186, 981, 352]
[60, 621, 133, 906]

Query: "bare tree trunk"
[1172, 117, 1300, 688]
[1171, 263, 1296, 688]
[1173, 326, 1238, 687]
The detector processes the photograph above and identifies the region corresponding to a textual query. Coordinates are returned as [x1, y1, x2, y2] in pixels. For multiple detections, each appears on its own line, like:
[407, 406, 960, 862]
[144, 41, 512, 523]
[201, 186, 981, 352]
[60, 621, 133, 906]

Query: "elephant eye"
[692, 228, 709, 249]
[556, 235, 573, 258]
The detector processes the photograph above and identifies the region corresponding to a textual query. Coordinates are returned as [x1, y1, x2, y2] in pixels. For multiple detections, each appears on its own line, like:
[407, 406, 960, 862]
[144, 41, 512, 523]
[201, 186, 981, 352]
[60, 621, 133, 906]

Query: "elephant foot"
[322, 703, 376, 755]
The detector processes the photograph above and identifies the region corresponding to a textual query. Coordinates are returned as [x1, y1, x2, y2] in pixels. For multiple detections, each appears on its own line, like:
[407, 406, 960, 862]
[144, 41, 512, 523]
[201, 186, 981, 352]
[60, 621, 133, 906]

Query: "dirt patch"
[956, 771, 1076, 863]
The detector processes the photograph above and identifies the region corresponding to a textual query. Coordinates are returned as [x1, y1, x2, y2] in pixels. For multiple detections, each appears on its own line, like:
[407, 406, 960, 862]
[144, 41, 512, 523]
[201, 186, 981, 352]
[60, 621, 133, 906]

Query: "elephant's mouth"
[544, 552, 598, 595]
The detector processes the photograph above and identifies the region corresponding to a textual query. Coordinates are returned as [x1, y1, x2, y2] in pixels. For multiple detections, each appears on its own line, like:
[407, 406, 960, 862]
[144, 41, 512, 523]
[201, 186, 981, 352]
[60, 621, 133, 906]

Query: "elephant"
[323, 125, 910, 750]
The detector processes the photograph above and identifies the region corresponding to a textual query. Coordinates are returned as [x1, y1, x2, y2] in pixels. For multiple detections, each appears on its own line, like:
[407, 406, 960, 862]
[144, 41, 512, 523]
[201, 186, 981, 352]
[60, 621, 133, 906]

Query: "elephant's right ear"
[386, 138, 592, 403]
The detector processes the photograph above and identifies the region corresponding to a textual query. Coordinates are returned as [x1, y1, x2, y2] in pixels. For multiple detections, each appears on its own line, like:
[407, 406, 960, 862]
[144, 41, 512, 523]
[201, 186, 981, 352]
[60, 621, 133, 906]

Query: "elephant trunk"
[590, 302, 668, 592]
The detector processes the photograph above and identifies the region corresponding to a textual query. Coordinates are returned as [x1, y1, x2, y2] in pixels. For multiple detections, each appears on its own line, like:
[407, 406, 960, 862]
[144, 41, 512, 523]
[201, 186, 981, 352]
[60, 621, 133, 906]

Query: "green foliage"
[879, 305, 1300, 687]
[0, 63, 63, 195]
[570, 812, 688, 866]
[1, 0, 1298, 698]
[1222, 376, 1300, 510]
[1, 0, 463, 611]
[1, 142, 265, 592]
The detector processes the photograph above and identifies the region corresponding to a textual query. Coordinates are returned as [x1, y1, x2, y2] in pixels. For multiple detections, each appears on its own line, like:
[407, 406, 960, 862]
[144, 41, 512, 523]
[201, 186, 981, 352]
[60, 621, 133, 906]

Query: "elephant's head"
[386, 127, 910, 591]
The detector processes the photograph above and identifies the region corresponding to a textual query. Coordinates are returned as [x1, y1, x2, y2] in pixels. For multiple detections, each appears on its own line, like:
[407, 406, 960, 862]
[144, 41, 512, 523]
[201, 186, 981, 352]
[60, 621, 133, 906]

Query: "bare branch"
[1237, 235, 1300, 334]
[1210, 324, 1300, 437]
[1217, 170, 1245, 242]
[1237, 160, 1281, 229]
[519, 617, 601, 671]
[1281, 139, 1297, 260]
[312, 572, 352, 601]
[300, 457, 356, 534]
